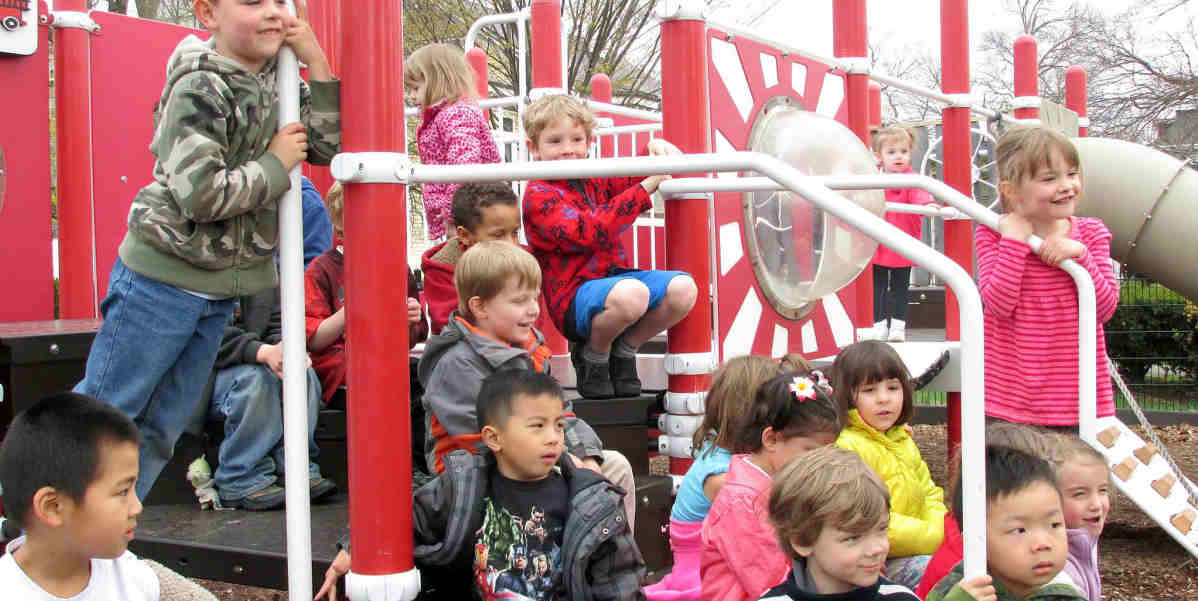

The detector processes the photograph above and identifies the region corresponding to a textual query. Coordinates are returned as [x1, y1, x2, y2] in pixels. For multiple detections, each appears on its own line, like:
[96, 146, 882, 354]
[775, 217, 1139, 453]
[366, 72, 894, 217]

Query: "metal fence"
[1106, 274, 1197, 412]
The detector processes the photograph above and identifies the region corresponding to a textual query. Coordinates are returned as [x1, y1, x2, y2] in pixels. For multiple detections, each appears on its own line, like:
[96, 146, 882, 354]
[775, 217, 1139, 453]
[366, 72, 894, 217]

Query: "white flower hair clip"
[789, 376, 817, 401]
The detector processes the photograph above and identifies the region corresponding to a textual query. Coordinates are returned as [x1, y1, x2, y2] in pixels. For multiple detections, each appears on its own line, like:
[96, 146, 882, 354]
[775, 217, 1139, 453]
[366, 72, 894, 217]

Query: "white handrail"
[332, 151, 988, 577]
[276, 2, 314, 599]
[403, 95, 522, 119]
[583, 98, 663, 122]
[464, 8, 528, 51]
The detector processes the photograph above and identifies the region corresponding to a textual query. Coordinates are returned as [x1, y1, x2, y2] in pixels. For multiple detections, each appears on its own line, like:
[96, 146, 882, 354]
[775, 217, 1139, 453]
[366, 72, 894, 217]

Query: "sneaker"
[609, 354, 642, 397]
[888, 319, 906, 342]
[309, 477, 337, 501]
[572, 344, 614, 399]
[224, 485, 286, 511]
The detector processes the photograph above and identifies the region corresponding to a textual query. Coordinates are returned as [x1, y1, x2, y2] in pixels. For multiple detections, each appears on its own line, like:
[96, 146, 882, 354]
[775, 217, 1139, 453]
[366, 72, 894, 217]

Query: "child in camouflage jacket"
[74, 0, 340, 499]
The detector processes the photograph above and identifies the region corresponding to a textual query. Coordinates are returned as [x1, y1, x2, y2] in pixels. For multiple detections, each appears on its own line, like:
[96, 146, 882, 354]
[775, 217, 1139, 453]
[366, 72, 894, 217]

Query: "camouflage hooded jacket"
[119, 35, 341, 297]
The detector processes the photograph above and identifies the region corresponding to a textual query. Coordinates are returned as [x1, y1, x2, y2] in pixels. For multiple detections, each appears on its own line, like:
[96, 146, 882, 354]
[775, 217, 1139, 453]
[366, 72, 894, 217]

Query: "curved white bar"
[275, 3, 315, 599]
[464, 9, 528, 51]
[582, 99, 664, 122]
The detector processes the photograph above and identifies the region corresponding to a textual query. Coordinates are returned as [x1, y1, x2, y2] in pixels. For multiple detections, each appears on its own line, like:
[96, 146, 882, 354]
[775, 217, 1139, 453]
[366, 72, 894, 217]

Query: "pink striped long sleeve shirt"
[976, 217, 1119, 425]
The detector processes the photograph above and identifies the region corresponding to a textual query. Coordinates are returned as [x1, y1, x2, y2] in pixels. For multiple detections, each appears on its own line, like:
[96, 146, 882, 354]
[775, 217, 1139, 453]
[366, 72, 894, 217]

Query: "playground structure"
[1, 0, 1197, 599]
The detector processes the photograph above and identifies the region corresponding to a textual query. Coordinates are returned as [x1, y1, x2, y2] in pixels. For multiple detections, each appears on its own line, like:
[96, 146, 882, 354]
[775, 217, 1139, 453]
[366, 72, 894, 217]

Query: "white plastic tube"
[275, 3, 313, 599]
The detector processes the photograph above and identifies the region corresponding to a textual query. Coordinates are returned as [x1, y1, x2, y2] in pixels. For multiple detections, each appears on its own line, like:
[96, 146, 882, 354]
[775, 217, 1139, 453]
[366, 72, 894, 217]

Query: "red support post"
[1066, 66, 1088, 137]
[941, 0, 973, 453]
[590, 73, 615, 158]
[869, 81, 882, 135]
[660, 11, 712, 476]
[342, 0, 412, 576]
[56, 0, 98, 318]
[467, 47, 490, 121]
[1013, 35, 1039, 121]
[530, 0, 563, 90]
[833, 0, 874, 333]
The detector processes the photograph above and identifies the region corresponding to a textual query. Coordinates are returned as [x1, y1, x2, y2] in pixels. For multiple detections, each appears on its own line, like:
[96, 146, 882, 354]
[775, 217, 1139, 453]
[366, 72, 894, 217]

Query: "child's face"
[985, 481, 1068, 600]
[197, 0, 288, 74]
[527, 117, 590, 162]
[472, 278, 540, 346]
[405, 75, 427, 107]
[1058, 457, 1110, 539]
[458, 203, 521, 247]
[875, 139, 912, 174]
[1003, 148, 1081, 225]
[65, 440, 142, 559]
[486, 393, 566, 482]
[854, 378, 905, 432]
[770, 431, 837, 473]
[793, 520, 890, 594]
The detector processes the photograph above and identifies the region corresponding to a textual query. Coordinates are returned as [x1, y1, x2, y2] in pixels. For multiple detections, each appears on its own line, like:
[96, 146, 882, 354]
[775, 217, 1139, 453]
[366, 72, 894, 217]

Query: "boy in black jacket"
[205, 287, 336, 510]
[317, 370, 644, 601]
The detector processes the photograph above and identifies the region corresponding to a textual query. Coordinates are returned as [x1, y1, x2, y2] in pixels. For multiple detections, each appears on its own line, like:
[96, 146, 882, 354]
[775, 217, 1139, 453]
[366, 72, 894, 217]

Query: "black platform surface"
[131, 494, 348, 591]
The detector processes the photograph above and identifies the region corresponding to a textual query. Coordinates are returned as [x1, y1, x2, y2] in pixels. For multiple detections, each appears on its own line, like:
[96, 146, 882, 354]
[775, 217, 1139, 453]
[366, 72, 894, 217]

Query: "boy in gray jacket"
[416, 241, 636, 526]
[74, 0, 340, 499]
[317, 370, 645, 601]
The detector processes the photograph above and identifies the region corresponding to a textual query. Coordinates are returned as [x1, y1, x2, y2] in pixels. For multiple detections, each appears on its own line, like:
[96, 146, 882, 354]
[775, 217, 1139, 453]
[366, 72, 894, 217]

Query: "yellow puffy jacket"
[836, 409, 946, 557]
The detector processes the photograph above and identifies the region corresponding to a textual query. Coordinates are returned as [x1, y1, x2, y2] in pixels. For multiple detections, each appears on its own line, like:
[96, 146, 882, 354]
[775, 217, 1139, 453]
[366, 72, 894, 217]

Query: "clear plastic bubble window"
[742, 100, 885, 319]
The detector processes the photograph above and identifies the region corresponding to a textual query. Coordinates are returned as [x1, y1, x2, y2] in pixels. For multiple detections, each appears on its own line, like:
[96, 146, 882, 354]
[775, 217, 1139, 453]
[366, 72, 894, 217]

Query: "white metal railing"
[332, 161, 987, 582]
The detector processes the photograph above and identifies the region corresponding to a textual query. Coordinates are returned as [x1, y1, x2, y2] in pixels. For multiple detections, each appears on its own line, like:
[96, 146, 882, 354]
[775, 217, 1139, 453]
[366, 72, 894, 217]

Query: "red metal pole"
[1066, 66, 1088, 137]
[833, 0, 874, 333]
[869, 81, 882, 134]
[530, 0, 563, 90]
[56, 0, 98, 318]
[343, 0, 412, 576]
[467, 47, 490, 121]
[590, 73, 615, 158]
[941, 0, 973, 453]
[660, 13, 711, 476]
[1013, 35, 1039, 121]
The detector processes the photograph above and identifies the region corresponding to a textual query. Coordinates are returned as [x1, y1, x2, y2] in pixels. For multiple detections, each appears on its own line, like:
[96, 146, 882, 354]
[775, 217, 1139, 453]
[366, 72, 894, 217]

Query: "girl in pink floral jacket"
[700, 370, 844, 601]
[405, 43, 502, 240]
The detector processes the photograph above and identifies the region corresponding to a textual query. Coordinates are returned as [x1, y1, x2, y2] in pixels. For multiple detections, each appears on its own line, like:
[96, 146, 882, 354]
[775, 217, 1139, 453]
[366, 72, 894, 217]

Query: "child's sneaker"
[609, 355, 642, 397]
[572, 344, 615, 399]
[888, 319, 906, 342]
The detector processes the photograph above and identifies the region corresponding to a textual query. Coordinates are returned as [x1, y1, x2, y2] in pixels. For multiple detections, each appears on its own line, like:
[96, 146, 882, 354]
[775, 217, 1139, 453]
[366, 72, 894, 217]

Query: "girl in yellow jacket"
[831, 340, 946, 591]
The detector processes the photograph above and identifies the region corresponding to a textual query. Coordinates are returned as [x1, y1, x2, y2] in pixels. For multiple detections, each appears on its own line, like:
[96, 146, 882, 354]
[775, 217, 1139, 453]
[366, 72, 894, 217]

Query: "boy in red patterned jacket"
[521, 95, 698, 399]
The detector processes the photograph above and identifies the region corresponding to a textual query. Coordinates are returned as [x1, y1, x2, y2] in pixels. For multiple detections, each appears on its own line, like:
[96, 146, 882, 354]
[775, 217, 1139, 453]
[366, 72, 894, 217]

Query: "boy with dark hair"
[0, 393, 216, 599]
[416, 241, 637, 524]
[74, 0, 341, 499]
[759, 446, 919, 601]
[316, 370, 645, 601]
[422, 181, 522, 335]
[521, 94, 698, 399]
[925, 447, 1085, 601]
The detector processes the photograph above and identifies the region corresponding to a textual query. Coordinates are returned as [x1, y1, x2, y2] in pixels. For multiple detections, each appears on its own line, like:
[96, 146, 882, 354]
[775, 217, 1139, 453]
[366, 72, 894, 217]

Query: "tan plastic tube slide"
[1073, 137, 1198, 301]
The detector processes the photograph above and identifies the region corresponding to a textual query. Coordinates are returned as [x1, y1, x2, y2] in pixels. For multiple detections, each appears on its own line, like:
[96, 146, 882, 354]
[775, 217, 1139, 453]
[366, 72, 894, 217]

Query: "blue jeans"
[208, 364, 323, 501]
[75, 257, 234, 499]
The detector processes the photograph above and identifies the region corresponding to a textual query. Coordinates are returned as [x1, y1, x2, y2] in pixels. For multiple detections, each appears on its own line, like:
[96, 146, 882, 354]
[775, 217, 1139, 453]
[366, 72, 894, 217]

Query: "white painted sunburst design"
[706, 25, 856, 365]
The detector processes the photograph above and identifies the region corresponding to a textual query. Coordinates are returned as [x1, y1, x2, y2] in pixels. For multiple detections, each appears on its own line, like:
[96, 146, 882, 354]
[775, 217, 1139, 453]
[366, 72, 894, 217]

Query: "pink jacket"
[976, 217, 1118, 425]
[873, 168, 934, 268]
[700, 455, 789, 601]
[416, 100, 502, 239]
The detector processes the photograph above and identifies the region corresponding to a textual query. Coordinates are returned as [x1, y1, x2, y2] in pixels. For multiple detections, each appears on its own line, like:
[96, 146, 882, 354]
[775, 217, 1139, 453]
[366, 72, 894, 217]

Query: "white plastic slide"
[1069, 138, 1198, 558]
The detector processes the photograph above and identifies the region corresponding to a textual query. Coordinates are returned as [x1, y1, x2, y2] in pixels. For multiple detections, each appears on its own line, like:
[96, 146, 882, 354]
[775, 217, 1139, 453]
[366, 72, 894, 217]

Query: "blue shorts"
[566, 269, 690, 341]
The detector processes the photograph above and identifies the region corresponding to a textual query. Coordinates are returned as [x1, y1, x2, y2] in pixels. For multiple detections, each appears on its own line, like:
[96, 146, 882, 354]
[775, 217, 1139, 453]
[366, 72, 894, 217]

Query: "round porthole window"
[742, 101, 885, 320]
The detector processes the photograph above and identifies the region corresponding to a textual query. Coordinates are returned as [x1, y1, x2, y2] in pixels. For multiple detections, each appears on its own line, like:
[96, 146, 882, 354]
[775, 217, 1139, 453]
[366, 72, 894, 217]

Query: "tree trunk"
[136, 0, 158, 19]
[108, 0, 127, 13]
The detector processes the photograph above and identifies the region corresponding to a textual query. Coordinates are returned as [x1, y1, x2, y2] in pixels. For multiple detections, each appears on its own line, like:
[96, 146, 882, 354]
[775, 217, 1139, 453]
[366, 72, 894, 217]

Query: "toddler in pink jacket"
[700, 370, 844, 601]
[406, 43, 502, 240]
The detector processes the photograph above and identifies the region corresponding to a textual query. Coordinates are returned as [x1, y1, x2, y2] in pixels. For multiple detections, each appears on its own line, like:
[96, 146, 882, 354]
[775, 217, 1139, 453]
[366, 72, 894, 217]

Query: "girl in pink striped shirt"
[978, 126, 1119, 426]
[406, 44, 502, 240]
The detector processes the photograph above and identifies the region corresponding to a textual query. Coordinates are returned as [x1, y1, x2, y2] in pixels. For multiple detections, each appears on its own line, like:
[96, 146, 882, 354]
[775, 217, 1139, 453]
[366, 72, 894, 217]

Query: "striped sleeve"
[975, 225, 1033, 318]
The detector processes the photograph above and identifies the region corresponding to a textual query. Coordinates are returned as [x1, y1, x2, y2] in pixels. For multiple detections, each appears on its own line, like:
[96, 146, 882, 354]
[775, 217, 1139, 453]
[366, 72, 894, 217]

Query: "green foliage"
[1106, 279, 1195, 383]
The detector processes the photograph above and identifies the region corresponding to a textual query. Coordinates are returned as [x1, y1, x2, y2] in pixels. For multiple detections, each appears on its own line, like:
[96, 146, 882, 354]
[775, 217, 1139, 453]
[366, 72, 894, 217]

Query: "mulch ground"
[193, 423, 1198, 600]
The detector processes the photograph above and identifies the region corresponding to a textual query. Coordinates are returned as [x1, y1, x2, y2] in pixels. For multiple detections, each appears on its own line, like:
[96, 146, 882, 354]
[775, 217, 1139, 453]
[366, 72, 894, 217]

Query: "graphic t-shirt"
[474, 470, 569, 601]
